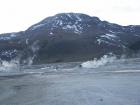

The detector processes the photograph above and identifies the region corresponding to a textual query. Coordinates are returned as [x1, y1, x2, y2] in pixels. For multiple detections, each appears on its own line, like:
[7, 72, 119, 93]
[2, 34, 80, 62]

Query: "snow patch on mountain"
[0, 37, 11, 40]
[98, 33, 119, 42]
[10, 33, 16, 37]
[30, 24, 45, 30]
[97, 39, 117, 46]
[65, 13, 83, 22]
[0, 33, 17, 40]
[96, 39, 103, 45]
[101, 34, 117, 39]
[96, 33, 123, 47]
[62, 24, 83, 34]
[49, 32, 53, 35]
[0, 50, 17, 58]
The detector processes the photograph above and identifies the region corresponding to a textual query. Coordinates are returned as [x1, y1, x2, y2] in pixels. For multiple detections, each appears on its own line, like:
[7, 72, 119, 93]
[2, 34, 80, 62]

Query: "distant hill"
[0, 13, 140, 64]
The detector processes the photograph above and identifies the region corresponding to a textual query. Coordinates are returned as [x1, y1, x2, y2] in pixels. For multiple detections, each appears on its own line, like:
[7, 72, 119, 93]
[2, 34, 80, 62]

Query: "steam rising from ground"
[0, 54, 118, 72]
[20, 40, 40, 65]
[0, 59, 20, 72]
[0, 41, 40, 72]
[81, 54, 117, 68]
[0, 52, 125, 72]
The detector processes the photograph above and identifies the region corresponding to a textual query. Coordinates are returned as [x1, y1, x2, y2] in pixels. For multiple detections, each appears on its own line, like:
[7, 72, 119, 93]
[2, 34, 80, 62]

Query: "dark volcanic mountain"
[0, 13, 140, 64]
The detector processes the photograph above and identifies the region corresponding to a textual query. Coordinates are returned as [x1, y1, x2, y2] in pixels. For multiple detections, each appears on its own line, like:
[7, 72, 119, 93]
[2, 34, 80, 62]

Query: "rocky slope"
[0, 13, 140, 64]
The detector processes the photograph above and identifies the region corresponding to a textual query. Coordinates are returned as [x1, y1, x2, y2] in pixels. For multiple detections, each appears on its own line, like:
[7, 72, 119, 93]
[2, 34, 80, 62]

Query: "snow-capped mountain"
[0, 13, 140, 63]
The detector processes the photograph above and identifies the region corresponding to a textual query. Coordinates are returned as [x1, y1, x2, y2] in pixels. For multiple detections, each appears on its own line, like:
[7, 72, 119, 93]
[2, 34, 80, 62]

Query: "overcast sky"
[0, 0, 140, 33]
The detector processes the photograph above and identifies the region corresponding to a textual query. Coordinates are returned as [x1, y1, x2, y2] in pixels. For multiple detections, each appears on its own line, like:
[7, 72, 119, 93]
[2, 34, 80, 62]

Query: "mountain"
[0, 13, 140, 64]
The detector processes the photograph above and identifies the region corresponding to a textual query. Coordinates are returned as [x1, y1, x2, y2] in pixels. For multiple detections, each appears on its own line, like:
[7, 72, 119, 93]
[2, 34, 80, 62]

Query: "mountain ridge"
[0, 13, 140, 64]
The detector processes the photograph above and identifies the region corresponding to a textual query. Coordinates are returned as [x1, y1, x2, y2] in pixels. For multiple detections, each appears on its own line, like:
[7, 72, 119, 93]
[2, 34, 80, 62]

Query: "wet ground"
[0, 58, 140, 105]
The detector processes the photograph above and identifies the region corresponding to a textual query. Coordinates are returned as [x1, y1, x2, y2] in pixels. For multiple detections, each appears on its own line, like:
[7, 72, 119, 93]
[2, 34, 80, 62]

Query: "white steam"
[81, 54, 117, 68]
[0, 59, 20, 72]
[0, 41, 41, 72]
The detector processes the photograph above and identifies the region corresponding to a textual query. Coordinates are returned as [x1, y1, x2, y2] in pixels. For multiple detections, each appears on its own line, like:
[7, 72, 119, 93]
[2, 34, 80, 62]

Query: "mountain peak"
[27, 13, 101, 33]
[55, 13, 92, 20]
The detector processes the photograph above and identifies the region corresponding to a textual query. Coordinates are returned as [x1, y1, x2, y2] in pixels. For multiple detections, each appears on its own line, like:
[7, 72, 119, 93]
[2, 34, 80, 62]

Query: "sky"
[0, 0, 140, 33]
